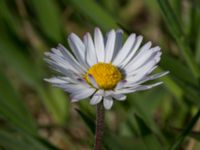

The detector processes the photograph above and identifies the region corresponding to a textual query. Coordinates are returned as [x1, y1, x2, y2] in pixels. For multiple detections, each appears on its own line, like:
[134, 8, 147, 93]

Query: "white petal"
[132, 82, 163, 91]
[103, 97, 113, 110]
[115, 80, 127, 90]
[102, 90, 126, 101]
[51, 48, 63, 56]
[70, 88, 95, 102]
[124, 71, 169, 88]
[57, 44, 87, 72]
[94, 89, 105, 96]
[90, 94, 102, 105]
[116, 82, 163, 94]
[55, 83, 87, 92]
[112, 34, 136, 66]
[134, 41, 153, 59]
[120, 35, 143, 67]
[45, 76, 80, 85]
[124, 42, 152, 69]
[148, 71, 169, 79]
[126, 58, 157, 78]
[94, 28, 105, 62]
[84, 33, 98, 66]
[125, 47, 161, 73]
[68, 33, 88, 68]
[44, 59, 81, 79]
[103, 90, 114, 97]
[44, 77, 68, 84]
[45, 58, 72, 75]
[105, 30, 116, 63]
[138, 71, 169, 84]
[76, 78, 91, 87]
[111, 29, 123, 60]
[112, 93, 126, 101]
[88, 74, 98, 88]
[45, 52, 84, 75]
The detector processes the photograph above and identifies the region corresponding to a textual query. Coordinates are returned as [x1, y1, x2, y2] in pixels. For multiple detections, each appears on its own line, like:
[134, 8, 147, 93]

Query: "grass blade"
[76, 108, 95, 134]
[128, 90, 168, 146]
[169, 110, 200, 150]
[194, 1, 200, 65]
[66, 0, 118, 31]
[28, 0, 63, 42]
[0, 130, 58, 150]
[157, 0, 200, 79]
[135, 114, 163, 150]
[160, 55, 197, 86]
[0, 23, 68, 124]
[157, 0, 183, 39]
[0, 0, 20, 35]
[0, 71, 37, 135]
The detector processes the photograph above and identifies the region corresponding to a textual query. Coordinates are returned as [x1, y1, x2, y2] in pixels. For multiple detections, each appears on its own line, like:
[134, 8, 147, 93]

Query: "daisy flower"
[45, 28, 169, 110]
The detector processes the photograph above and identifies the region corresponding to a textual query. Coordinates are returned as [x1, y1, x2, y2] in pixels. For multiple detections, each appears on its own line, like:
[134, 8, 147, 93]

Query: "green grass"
[0, 0, 200, 149]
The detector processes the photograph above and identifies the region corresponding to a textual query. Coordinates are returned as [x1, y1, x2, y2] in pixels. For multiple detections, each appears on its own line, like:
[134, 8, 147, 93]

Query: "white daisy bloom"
[44, 28, 169, 110]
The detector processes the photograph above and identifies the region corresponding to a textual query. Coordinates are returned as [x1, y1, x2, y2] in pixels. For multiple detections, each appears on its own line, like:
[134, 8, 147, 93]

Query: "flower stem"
[94, 102, 105, 150]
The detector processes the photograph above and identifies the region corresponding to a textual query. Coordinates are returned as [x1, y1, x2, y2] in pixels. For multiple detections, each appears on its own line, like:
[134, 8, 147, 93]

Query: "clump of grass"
[0, 0, 200, 149]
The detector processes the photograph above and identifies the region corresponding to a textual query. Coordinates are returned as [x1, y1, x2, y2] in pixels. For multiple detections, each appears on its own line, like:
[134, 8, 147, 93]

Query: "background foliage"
[0, 0, 200, 149]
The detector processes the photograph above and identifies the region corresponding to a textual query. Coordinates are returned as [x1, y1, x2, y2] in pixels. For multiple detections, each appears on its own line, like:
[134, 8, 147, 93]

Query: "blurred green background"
[0, 0, 200, 149]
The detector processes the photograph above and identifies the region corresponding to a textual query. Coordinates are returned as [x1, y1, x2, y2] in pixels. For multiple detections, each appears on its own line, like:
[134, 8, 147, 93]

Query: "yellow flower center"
[86, 63, 122, 90]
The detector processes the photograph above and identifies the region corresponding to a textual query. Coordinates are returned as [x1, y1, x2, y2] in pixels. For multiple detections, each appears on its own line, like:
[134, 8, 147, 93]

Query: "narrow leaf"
[66, 0, 118, 31]
[169, 110, 200, 150]
[135, 114, 163, 150]
[76, 108, 95, 134]
[0, 130, 59, 150]
[29, 0, 63, 42]
[0, 71, 37, 135]
[157, 0, 200, 79]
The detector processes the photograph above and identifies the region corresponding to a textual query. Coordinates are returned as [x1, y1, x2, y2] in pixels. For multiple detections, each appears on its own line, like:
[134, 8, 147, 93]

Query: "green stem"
[169, 109, 200, 150]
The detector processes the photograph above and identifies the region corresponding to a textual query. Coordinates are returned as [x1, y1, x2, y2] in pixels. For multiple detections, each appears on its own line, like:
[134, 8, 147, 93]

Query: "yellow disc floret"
[86, 63, 122, 90]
